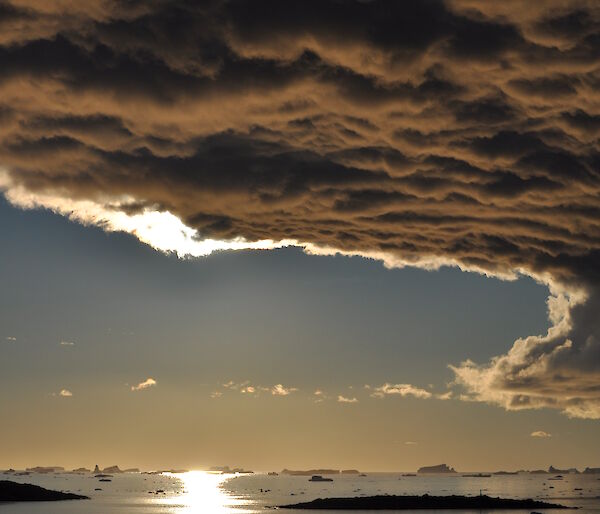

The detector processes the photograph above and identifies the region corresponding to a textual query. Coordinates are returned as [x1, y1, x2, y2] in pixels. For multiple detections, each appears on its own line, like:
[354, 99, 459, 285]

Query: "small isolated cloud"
[370, 383, 432, 399]
[338, 395, 358, 403]
[210, 391, 223, 399]
[313, 390, 326, 403]
[271, 384, 298, 396]
[59, 389, 73, 397]
[5, 336, 16, 341]
[531, 430, 552, 438]
[225, 380, 251, 391]
[405, 441, 418, 445]
[241, 386, 256, 394]
[131, 378, 157, 391]
[60, 340, 75, 346]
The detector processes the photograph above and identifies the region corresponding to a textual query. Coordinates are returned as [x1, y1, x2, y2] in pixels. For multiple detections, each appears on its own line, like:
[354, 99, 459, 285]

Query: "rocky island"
[0, 480, 89, 502]
[281, 494, 571, 510]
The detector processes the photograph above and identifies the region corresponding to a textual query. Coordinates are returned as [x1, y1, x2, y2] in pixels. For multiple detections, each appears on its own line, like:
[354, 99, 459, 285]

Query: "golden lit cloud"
[370, 383, 433, 399]
[530, 430, 552, 438]
[131, 378, 157, 392]
[271, 384, 298, 396]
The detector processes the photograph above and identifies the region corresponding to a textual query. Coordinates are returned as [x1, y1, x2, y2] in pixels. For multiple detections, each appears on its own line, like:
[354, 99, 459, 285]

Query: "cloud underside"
[0, 1, 599, 417]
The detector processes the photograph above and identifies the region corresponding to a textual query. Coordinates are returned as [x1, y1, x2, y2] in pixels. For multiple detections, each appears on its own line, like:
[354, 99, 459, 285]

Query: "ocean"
[1, 470, 599, 513]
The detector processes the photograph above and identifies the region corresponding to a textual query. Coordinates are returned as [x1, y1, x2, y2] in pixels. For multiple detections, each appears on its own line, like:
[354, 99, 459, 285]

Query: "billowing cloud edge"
[1, 168, 598, 419]
[0, 158, 600, 419]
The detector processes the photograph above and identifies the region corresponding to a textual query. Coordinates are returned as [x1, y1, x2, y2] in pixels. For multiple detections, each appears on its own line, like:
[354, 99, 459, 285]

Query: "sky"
[0, 0, 599, 471]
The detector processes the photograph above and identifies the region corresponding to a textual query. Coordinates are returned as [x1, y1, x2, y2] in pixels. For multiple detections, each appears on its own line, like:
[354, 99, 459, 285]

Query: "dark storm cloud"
[0, 0, 599, 417]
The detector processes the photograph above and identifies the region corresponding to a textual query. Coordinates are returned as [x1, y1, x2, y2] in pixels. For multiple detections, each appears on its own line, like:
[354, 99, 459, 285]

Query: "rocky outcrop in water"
[281, 494, 571, 510]
[0, 480, 89, 502]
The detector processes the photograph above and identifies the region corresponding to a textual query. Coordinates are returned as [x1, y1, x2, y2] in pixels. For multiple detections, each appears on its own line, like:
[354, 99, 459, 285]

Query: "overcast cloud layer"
[1, 0, 599, 418]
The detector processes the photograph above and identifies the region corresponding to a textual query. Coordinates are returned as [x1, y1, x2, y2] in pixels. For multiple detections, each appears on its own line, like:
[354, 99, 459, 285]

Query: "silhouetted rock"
[71, 468, 90, 473]
[583, 467, 600, 474]
[418, 464, 456, 473]
[494, 471, 519, 475]
[530, 469, 549, 474]
[280, 494, 571, 510]
[93, 465, 100, 474]
[0, 480, 88, 502]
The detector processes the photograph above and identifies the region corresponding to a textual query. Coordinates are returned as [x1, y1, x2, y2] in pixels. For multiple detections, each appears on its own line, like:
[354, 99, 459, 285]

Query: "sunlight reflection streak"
[162, 471, 253, 513]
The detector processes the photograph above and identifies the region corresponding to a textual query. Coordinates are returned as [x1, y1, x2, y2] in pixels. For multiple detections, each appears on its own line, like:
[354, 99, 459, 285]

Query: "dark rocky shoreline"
[0, 480, 89, 502]
[281, 493, 572, 510]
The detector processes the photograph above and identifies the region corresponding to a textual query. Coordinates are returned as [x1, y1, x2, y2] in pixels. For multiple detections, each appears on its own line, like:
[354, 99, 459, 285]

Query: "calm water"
[1, 471, 599, 513]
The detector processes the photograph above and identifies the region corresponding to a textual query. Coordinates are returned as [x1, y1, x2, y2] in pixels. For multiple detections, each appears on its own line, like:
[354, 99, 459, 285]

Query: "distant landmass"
[282, 469, 340, 476]
[0, 480, 89, 502]
[280, 494, 571, 510]
[208, 466, 253, 474]
[25, 466, 64, 473]
[549, 466, 579, 474]
[418, 464, 456, 474]
[102, 465, 122, 474]
[583, 467, 600, 474]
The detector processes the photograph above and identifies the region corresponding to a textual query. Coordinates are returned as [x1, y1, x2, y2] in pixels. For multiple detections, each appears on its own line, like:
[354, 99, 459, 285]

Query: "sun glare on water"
[162, 471, 253, 513]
